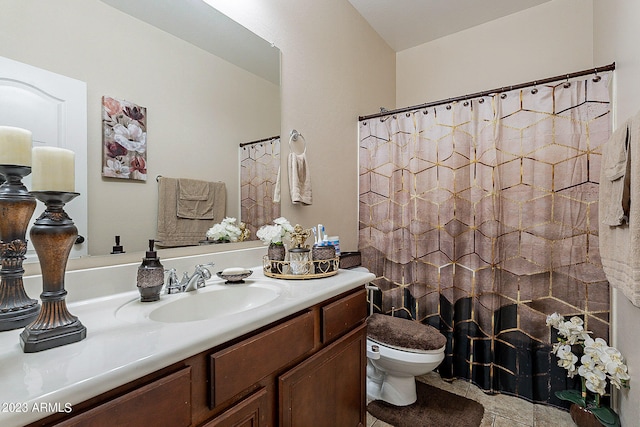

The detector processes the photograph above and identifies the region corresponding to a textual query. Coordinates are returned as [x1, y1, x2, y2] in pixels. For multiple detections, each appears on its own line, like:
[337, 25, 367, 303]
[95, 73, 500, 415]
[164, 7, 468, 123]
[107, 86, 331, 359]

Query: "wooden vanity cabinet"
[279, 323, 367, 427]
[206, 287, 367, 427]
[29, 286, 367, 427]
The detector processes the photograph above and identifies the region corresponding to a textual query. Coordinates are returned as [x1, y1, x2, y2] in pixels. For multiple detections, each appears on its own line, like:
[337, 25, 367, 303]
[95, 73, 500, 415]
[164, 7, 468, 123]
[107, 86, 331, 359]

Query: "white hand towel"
[288, 152, 312, 205]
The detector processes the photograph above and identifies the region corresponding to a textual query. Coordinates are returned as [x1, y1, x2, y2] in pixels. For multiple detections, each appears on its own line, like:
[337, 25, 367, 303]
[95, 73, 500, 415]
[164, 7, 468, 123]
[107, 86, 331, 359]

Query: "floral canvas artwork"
[101, 96, 147, 181]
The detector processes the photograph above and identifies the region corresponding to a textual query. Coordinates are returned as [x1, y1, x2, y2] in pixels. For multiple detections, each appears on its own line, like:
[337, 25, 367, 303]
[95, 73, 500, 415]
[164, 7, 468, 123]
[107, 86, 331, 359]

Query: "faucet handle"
[179, 271, 190, 291]
[196, 263, 213, 280]
[196, 262, 214, 277]
[164, 268, 181, 294]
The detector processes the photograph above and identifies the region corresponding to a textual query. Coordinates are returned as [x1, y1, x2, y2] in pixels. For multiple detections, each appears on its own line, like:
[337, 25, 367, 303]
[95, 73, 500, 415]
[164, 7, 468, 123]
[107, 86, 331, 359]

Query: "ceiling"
[99, 0, 554, 80]
[347, 0, 553, 51]
[98, 0, 280, 84]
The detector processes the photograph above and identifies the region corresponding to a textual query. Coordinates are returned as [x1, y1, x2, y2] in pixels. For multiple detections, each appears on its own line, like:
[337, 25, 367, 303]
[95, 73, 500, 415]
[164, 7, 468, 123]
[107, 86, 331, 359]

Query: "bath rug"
[367, 381, 484, 427]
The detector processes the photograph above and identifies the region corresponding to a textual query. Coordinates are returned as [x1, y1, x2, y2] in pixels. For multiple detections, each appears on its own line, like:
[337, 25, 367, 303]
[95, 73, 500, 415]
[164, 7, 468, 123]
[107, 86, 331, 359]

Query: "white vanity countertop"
[0, 267, 375, 427]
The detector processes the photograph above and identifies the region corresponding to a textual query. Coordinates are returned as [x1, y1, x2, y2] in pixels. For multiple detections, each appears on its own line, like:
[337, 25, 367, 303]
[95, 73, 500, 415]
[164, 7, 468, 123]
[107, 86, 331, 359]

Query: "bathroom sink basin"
[116, 283, 282, 323]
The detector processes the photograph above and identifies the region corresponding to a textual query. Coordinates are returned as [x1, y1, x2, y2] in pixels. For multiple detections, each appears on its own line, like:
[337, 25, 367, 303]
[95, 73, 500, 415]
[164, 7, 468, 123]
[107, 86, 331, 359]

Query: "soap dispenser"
[136, 239, 164, 302]
[111, 235, 125, 254]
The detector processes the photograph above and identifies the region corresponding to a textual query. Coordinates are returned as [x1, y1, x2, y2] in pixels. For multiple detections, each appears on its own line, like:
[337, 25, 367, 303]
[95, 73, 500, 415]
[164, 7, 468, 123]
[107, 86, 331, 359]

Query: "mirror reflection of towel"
[177, 178, 214, 219]
[288, 152, 312, 205]
[157, 177, 226, 247]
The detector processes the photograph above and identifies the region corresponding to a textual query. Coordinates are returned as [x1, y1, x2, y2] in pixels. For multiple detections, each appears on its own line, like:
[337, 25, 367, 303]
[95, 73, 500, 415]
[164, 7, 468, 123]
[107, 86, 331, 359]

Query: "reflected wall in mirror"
[0, 0, 280, 257]
[240, 136, 281, 240]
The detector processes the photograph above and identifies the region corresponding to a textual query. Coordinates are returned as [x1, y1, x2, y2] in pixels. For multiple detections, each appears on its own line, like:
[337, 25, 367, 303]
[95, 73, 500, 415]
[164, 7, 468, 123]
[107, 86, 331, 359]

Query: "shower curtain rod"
[358, 62, 616, 121]
[239, 135, 280, 148]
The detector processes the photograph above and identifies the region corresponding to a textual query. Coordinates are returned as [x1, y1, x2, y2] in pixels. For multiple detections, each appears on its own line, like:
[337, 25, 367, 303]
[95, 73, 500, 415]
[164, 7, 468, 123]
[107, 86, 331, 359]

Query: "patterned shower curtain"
[240, 137, 281, 239]
[358, 73, 612, 404]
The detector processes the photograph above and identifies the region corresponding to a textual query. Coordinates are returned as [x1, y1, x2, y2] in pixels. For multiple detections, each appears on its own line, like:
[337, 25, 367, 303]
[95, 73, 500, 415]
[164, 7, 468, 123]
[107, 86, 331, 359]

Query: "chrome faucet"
[179, 263, 214, 292]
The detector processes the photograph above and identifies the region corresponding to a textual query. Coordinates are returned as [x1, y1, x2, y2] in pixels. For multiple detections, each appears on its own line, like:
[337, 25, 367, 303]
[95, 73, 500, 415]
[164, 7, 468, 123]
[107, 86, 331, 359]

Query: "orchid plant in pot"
[547, 313, 630, 427]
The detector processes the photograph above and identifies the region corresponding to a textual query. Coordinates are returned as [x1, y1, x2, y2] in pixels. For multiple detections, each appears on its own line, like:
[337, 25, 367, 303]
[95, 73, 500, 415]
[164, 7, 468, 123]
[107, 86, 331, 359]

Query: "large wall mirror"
[0, 0, 280, 261]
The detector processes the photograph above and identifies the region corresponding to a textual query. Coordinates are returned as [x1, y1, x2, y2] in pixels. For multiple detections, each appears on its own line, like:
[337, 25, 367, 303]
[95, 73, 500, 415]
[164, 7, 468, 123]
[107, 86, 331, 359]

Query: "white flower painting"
[102, 96, 147, 181]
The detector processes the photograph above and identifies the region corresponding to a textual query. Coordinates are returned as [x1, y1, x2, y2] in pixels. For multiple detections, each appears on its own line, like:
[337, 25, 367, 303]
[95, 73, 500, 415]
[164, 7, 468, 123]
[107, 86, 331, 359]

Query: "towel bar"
[289, 129, 306, 155]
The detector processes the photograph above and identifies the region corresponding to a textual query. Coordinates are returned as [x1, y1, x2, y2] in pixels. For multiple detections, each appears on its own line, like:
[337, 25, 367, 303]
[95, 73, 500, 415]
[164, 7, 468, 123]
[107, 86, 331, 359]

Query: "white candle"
[0, 126, 32, 166]
[31, 147, 75, 192]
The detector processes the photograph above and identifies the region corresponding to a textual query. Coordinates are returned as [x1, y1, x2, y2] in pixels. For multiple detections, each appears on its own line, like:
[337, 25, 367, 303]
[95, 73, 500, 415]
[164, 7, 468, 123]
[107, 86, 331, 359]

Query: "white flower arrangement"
[256, 217, 294, 245]
[547, 312, 630, 427]
[206, 217, 242, 242]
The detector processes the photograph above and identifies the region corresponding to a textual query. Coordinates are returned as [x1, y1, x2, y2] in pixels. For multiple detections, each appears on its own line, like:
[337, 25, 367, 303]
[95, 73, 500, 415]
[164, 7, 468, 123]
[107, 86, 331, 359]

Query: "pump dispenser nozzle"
[146, 239, 156, 258]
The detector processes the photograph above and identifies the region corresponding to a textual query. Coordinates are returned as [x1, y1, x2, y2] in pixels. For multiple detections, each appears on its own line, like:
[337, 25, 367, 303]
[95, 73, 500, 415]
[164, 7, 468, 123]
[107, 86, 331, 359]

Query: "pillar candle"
[31, 147, 75, 192]
[0, 126, 32, 166]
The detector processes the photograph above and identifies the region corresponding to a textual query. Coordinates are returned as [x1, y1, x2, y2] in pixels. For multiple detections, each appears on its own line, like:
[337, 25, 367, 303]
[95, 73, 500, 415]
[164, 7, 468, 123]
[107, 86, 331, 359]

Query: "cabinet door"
[279, 323, 366, 427]
[203, 388, 268, 427]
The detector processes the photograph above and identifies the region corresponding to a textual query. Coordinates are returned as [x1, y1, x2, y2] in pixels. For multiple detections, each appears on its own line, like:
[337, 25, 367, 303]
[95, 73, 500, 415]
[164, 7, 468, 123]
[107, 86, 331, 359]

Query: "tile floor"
[367, 372, 576, 427]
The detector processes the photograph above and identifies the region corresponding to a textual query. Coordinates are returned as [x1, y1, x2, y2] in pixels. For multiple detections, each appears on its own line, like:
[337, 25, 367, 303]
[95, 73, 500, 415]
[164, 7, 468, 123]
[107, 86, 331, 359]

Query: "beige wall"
[0, 0, 280, 255]
[396, 0, 594, 107]
[206, 0, 396, 252]
[594, 1, 640, 425]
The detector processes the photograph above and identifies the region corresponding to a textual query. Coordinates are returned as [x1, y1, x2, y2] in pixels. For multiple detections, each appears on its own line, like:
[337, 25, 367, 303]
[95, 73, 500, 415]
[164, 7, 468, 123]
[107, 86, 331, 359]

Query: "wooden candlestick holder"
[20, 191, 86, 353]
[0, 165, 40, 331]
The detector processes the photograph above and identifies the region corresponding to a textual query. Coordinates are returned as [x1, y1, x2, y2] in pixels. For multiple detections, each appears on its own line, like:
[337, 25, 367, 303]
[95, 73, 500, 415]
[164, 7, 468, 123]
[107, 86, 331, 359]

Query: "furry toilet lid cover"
[367, 313, 446, 352]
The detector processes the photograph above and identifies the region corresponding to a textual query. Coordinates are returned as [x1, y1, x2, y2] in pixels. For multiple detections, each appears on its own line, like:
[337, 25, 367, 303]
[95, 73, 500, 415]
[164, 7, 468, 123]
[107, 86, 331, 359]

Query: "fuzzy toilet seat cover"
[367, 313, 446, 352]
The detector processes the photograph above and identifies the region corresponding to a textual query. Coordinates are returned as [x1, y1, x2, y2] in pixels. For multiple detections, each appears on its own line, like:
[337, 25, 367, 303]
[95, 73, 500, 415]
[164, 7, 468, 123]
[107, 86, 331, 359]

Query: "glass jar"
[289, 247, 311, 275]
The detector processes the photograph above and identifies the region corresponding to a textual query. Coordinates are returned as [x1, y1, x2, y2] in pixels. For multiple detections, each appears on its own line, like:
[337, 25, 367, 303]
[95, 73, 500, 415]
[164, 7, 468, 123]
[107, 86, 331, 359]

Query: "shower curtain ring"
[531, 82, 538, 94]
[593, 69, 602, 82]
[563, 75, 571, 88]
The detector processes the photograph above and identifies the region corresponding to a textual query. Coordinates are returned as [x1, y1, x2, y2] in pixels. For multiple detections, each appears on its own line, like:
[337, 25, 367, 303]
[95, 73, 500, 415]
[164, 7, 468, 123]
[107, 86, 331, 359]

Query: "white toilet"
[366, 313, 447, 406]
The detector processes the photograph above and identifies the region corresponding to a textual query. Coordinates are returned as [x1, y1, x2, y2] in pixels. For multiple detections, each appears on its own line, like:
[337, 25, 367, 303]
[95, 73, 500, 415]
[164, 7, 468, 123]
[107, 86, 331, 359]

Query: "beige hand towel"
[157, 177, 226, 247]
[600, 121, 630, 226]
[288, 152, 312, 205]
[599, 111, 640, 307]
[177, 178, 214, 219]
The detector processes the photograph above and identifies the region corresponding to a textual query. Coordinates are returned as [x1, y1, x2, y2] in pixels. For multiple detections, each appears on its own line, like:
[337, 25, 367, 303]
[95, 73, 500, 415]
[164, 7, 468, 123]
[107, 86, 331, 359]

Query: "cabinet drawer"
[58, 367, 191, 427]
[321, 288, 367, 343]
[210, 311, 314, 408]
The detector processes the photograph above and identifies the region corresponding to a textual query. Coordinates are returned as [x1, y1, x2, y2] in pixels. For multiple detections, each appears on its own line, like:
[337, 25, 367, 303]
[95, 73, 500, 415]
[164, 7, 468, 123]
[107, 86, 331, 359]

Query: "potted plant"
[256, 217, 294, 272]
[547, 313, 630, 427]
[206, 217, 243, 243]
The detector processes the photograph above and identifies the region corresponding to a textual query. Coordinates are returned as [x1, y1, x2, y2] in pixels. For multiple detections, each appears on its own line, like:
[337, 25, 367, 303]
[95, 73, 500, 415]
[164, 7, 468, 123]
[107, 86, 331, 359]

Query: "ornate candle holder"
[20, 191, 86, 353]
[0, 165, 40, 331]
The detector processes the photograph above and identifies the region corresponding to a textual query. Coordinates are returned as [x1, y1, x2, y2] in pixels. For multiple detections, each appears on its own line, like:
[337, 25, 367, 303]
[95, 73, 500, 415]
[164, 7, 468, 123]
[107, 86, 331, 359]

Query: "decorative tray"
[262, 256, 339, 280]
